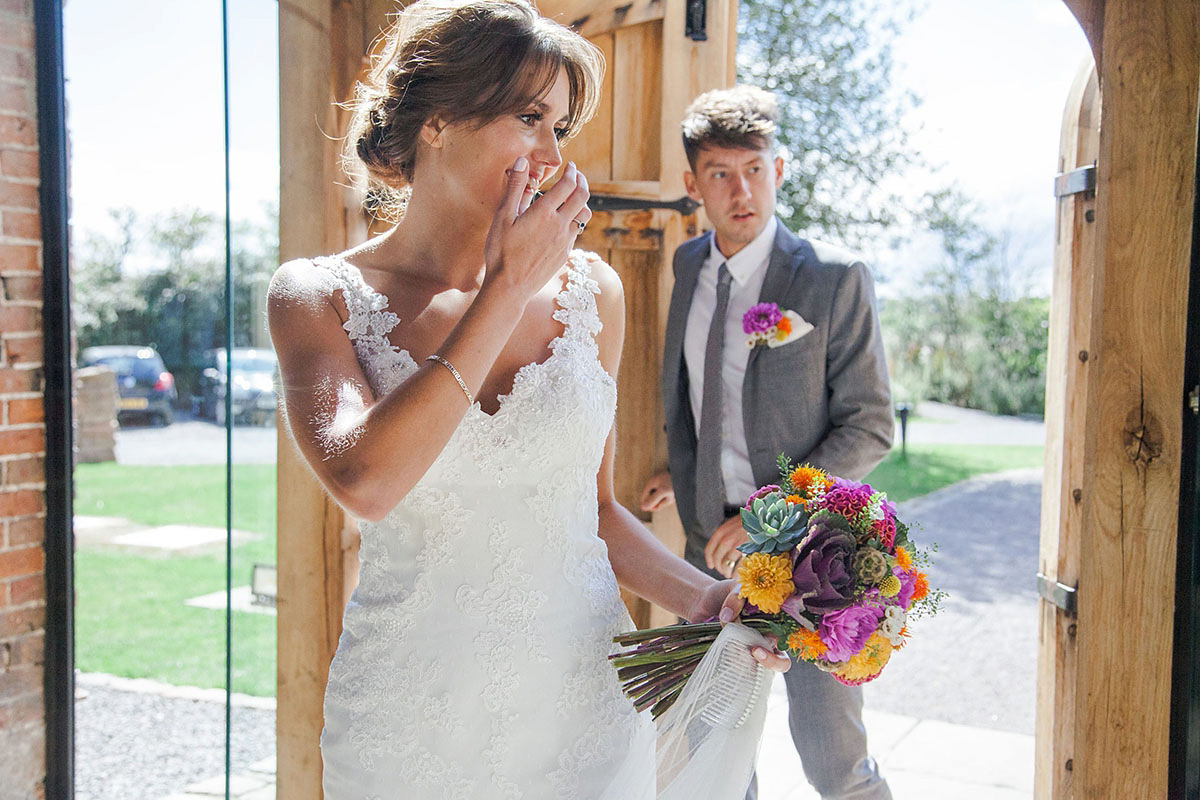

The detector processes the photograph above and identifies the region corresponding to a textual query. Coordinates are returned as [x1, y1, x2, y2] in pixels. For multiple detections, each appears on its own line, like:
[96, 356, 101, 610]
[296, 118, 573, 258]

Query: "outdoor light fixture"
[251, 563, 277, 607]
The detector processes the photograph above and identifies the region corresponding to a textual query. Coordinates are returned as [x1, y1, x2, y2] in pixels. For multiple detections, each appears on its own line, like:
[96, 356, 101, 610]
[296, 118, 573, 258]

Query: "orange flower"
[776, 316, 793, 336]
[894, 546, 912, 570]
[786, 494, 802, 505]
[787, 627, 827, 660]
[912, 572, 930, 602]
[788, 465, 831, 499]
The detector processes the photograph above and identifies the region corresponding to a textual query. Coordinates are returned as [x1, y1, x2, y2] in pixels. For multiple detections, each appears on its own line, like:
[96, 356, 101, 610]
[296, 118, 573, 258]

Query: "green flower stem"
[650, 684, 685, 719]
[611, 642, 713, 668]
[617, 651, 702, 685]
[624, 655, 703, 696]
[633, 674, 687, 711]
[612, 621, 722, 646]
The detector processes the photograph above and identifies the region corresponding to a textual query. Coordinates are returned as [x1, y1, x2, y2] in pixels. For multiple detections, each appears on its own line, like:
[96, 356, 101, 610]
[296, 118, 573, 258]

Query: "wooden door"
[1035, 58, 1098, 800]
[277, 1, 738, 795]
[538, 0, 738, 626]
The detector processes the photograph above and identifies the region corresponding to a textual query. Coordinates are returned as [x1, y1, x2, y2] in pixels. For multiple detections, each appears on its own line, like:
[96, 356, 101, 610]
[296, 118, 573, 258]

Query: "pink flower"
[743, 303, 783, 334]
[819, 480, 874, 520]
[893, 567, 917, 608]
[871, 516, 897, 548]
[818, 603, 884, 662]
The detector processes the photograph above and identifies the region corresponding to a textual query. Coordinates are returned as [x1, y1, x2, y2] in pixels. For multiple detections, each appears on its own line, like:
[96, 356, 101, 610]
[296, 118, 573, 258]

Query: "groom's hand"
[639, 471, 675, 512]
[705, 516, 750, 578]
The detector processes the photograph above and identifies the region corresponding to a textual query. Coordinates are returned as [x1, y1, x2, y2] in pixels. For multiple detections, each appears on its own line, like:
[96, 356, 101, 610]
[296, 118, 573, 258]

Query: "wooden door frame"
[1037, 1, 1200, 797]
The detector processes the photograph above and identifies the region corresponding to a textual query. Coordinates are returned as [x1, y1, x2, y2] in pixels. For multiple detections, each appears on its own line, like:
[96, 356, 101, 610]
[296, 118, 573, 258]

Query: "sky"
[62, 0, 1093, 293]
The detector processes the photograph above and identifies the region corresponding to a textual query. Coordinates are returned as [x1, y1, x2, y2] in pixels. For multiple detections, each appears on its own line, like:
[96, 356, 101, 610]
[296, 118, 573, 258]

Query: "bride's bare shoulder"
[268, 257, 343, 315]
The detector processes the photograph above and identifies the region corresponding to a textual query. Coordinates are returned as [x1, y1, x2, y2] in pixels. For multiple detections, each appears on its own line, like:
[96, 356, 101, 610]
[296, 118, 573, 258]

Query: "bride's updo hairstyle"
[348, 0, 604, 217]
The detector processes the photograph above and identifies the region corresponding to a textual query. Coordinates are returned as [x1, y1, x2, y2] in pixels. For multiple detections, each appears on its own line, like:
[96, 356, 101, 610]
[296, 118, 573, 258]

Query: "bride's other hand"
[694, 580, 791, 673]
[482, 157, 591, 301]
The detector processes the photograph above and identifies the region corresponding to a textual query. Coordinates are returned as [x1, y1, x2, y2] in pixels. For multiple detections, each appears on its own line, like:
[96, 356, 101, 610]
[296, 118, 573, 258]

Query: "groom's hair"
[681, 85, 779, 170]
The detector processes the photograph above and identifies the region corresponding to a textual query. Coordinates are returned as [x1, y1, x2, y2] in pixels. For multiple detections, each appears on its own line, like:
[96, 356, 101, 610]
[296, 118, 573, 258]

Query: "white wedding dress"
[314, 251, 659, 800]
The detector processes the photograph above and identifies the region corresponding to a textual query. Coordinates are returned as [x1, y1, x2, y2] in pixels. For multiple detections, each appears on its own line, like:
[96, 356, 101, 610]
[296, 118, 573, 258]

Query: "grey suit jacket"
[663, 219, 894, 550]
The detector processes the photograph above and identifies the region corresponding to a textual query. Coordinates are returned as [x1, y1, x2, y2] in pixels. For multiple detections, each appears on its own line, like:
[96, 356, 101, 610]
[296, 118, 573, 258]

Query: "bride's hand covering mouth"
[483, 157, 592, 301]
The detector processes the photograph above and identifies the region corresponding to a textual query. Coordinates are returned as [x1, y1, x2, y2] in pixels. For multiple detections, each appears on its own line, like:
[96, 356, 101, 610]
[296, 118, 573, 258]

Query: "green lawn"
[863, 442, 1044, 502]
[72, 441, 1044, 695]
[74, 462, 278, 696]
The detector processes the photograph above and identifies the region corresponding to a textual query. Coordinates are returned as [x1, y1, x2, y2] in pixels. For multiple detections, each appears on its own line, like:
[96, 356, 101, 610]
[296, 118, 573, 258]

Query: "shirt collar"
[706, 216, 778, 286]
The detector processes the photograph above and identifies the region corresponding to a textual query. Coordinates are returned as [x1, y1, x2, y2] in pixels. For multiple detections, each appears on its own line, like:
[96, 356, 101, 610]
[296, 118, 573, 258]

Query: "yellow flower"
[894, 546, 912, 570]
[832, 633, 893, 683]
[786, 627, 827, 660]
[738, 553, 795, 614]
[878, 574, 901, 598]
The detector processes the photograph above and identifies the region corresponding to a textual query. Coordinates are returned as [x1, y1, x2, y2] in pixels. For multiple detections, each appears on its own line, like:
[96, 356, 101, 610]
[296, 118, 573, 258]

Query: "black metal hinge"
[588, 194, 701, 215]
[1037, 573, 1078, 615]
[1054, 163, 1096, 198]
[685, 0, 707, 40]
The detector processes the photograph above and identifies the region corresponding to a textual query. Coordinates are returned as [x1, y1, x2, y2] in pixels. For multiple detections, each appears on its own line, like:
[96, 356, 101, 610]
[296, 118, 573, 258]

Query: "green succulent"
[738, 491, 809, 556]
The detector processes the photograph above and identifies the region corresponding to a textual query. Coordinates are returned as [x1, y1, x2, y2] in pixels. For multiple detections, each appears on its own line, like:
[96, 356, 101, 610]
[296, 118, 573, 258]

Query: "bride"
[268, 0, 789, 796]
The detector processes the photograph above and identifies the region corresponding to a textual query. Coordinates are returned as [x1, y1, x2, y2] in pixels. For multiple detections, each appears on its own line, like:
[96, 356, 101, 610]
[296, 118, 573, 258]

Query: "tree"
[72, 208, 145, 348]
[738, 0, 921, 246]
[881, 188, 1049, 416]
[73, 205, 280, 398]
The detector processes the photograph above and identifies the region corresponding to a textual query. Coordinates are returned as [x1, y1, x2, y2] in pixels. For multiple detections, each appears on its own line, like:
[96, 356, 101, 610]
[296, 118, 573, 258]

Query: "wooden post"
[276, 2, 392, 797]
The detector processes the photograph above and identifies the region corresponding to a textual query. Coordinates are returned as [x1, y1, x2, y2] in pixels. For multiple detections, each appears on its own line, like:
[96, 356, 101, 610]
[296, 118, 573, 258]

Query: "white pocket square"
[767, 310, 814, 348]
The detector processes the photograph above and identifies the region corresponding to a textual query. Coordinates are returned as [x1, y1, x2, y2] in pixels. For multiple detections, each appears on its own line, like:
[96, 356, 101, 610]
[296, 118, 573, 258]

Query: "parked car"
[79, 345, 177, 426]
[195, 347, 278, 426]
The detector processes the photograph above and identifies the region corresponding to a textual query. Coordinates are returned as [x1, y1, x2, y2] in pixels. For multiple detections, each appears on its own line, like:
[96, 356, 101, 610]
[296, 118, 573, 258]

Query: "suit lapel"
[663, 233, 711, 414]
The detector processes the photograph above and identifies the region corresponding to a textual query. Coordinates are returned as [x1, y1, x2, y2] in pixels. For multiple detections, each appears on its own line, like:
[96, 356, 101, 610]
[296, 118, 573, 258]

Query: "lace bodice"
[311, 251, 655, 800]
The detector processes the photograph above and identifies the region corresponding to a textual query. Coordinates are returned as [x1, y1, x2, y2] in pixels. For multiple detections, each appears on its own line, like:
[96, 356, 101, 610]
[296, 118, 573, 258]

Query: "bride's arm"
[269, 160, 588, 521]
[590, 263, 785, 672]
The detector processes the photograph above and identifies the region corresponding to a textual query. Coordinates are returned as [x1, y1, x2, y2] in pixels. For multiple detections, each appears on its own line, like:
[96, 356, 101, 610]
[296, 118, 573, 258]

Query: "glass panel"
[65, 1, 279, 797]
[226, 1, 281, 794]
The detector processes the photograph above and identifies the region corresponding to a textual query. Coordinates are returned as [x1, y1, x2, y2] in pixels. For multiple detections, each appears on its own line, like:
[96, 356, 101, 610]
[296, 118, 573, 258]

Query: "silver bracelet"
[425, 354, 474, 406]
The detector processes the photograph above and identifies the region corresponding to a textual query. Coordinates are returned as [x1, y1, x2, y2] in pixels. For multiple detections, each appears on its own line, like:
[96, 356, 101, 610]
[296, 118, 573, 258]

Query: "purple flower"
[819, 603, 884, 662]
[781, 518, 856, 621]
[893, 566, 917, 608]
[743, 302, 783, 334]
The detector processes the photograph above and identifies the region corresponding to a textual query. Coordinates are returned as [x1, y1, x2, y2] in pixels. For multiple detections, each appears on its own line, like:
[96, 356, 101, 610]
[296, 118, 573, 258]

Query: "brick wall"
[0, 0, 47, 797]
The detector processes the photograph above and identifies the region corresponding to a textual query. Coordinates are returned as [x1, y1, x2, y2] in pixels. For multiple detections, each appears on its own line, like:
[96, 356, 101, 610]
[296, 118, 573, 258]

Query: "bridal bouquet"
[612, 457, 941, 718]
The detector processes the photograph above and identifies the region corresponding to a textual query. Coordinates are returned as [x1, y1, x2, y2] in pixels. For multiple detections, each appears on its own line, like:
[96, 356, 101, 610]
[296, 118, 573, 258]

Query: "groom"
[641, 85, 894, 799]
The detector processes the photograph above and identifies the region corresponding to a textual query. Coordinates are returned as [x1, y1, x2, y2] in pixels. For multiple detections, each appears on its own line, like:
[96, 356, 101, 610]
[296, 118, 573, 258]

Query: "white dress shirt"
[683, 216, 778, 508]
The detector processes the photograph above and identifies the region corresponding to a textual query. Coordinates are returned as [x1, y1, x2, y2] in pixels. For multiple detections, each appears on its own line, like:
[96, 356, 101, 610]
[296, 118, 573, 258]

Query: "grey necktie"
[695, 263, 732, 536]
